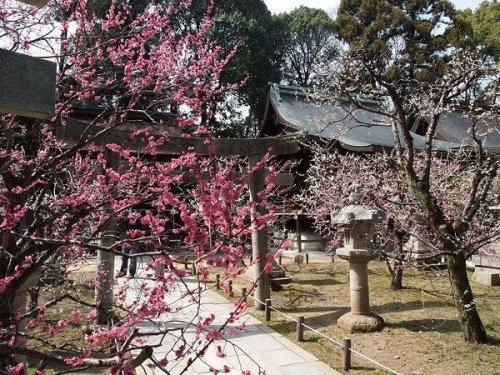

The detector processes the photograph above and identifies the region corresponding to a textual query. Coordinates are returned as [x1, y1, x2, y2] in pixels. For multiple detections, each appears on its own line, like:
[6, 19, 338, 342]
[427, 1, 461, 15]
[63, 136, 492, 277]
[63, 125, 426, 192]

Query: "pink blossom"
[6, 363, 25, 375]
[0, 277, 14, 294]
[263, 263, 273, 273]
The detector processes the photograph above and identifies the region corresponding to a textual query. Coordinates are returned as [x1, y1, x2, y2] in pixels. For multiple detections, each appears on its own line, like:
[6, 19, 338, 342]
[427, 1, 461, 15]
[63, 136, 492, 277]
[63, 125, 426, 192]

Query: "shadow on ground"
[387, 318, 461, 333]
[292, 277, 345, 287]
[375, 300, 450, 314]
[269, 309, 349, 332]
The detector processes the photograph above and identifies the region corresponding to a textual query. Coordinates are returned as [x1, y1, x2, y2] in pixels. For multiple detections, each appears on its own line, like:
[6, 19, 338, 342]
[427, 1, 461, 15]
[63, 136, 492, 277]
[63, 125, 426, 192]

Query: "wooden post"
[191, 262, 197, 276]
[265, 299, 272, 322]
[343, 338, 352, 371]
[305, 253, 309, 264]
[297, 316, 305, 342]
[184, 256, 188, 269]
[249, 154, 270, 310]
[279, 255, 282, 265]
[295, 214, 302, 253]
[13, 270, 41, 363]
[242, 287, 248, 302]
[155, 262, 165, 279]
[216, 274, 221, 289]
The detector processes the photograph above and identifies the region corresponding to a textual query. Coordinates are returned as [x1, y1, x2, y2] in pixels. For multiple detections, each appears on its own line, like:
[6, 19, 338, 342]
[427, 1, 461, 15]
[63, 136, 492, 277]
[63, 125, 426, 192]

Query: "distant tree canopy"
[210, 0, 281, 131]
[72, 2, 346, 134]
[459, 0, 500, 62]
[337, 0, 472, 84]
[274, 6, 338, 87]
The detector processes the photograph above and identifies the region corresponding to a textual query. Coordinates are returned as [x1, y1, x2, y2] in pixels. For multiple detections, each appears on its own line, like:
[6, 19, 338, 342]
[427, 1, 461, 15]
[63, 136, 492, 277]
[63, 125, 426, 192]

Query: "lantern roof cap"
[331, 185, 385, 224]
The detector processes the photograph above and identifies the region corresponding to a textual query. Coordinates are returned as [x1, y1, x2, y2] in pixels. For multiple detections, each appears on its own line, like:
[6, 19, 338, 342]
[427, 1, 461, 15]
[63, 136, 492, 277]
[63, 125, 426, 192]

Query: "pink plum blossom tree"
[0, 0, 280, 373]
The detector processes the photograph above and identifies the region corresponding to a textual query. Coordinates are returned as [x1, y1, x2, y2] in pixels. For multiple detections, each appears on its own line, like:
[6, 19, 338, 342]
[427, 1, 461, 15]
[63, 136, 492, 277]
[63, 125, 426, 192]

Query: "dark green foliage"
[211, 0, 280, 129]
[458, 0, 500, 62]
[274, 6, 338, 87]
[337, 0, 472, 83]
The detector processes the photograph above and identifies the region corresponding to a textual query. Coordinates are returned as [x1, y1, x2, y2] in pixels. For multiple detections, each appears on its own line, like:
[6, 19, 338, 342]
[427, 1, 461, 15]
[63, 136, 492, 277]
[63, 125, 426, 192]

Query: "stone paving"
[115, 256, 341, 375]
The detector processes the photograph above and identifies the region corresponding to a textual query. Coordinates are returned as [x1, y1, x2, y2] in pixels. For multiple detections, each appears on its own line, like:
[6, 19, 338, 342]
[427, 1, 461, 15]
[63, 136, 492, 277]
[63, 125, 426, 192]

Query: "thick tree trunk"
[407, 178, 488, 343]
[0, 292, 17, 371]
[391, 260, 403, 290]
[388, 222, 404, 290]
[95, 223, 116, 325]
[447, 253, 488, 343]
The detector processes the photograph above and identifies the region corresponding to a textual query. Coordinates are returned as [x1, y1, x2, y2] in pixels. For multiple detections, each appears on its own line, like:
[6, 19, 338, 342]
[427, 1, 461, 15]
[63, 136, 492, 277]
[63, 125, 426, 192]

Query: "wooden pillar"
[343, 338, 352, 370]
[295, 214, 302, 253]
[248, 154, 270, 310]
[13, 270, 41, 363]
[297, 315, 305, 342]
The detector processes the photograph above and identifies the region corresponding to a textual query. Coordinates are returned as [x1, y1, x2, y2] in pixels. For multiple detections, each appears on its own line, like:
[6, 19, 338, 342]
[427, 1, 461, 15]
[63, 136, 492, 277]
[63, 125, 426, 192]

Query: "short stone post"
[332, 186, 384, 333]
[342, 338, 352, 370]
[265, 299, 272, 321]
[297, 316, 305, 342]
[215, 274, 221, 289]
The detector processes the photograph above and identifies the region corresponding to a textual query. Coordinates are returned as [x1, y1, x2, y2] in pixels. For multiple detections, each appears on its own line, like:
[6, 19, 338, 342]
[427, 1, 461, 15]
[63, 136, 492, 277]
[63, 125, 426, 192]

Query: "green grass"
[26, 283, 107, 375]
[223, 260, 500, 375]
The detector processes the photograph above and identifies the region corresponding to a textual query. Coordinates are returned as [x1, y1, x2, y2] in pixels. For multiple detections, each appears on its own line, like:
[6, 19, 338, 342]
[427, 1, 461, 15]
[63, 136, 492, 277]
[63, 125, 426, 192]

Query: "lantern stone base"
[473, 266, 500, 286]
[337, 312, 384, 333]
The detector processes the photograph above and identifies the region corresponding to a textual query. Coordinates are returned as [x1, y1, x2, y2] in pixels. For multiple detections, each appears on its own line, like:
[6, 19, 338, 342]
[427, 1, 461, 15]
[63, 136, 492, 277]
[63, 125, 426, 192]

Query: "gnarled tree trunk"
[391, 259, 404, 290]
[447, 252, 488, 344]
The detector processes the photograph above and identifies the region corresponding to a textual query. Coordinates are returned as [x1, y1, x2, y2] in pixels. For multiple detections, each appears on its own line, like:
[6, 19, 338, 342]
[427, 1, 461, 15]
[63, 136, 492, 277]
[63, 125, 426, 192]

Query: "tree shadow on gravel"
[374, 300, 450, 314]
[387, 318, 461, 333]
[269, 309, 349, 332]
[293, 277, 345, 287]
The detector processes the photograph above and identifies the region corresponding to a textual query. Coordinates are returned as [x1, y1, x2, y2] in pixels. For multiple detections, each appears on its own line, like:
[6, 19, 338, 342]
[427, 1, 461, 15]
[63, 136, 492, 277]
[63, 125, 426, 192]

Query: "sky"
[263, 0, 483, 15]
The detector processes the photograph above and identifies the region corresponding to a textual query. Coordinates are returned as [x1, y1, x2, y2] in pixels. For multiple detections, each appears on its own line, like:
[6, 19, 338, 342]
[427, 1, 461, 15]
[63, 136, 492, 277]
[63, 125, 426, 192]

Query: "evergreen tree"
[274, 6, 338, 87]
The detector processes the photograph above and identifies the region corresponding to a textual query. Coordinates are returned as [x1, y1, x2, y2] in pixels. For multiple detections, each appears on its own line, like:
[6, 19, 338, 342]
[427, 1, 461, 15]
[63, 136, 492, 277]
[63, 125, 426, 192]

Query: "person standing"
[116, 243, 140, 278]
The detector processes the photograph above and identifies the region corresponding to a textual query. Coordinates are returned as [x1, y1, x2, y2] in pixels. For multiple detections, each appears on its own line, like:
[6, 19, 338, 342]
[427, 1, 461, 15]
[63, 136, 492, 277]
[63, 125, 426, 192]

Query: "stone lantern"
[332, 186, 385, 332]
[472, 205, 500, 286]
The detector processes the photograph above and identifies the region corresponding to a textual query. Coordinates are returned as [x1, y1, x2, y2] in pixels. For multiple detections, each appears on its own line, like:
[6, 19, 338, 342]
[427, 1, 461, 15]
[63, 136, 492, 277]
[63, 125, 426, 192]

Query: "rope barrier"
[301, 322, 343, 346]
[348, 347, 402, 375]
[208, 273, 402, 375]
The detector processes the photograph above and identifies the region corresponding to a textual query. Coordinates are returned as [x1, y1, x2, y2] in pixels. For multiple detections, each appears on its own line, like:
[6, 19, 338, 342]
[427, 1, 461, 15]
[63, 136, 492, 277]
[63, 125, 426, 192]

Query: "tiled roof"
[436, 110, 500, 152]
[262, 84, 499, 152]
